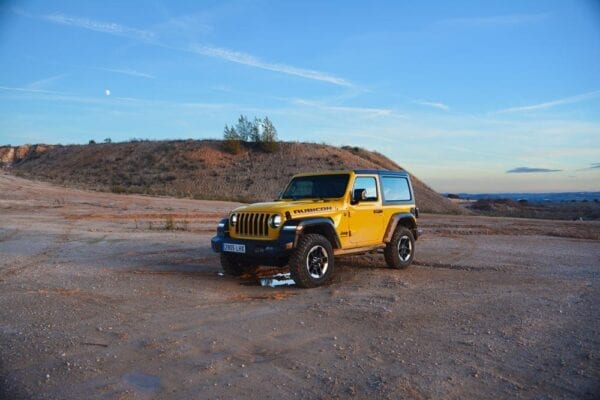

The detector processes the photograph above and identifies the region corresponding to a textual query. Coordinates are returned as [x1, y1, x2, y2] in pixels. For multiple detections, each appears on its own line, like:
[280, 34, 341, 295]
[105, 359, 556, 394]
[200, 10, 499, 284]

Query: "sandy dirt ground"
[1, 172, 599, 400]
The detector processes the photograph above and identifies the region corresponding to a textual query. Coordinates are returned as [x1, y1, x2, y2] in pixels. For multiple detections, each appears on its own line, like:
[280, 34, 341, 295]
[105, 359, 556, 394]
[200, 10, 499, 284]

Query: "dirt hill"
[3, 140, 465, 214]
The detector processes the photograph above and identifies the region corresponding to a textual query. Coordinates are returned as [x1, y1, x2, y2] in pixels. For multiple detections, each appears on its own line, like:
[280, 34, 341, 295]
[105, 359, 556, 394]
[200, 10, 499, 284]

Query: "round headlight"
[270, 214, 282, 228]
[230, 213, 238, 226]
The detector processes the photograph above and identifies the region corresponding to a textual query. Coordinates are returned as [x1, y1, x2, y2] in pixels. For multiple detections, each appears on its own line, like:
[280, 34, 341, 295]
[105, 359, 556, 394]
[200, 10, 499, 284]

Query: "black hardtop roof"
[353, 169, 409, 177]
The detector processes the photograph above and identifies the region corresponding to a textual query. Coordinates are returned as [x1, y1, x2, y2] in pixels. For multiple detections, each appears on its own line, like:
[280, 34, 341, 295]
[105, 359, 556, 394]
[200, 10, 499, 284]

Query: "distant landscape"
[446, 192, 600, 221]
[449, 192, 600, 203]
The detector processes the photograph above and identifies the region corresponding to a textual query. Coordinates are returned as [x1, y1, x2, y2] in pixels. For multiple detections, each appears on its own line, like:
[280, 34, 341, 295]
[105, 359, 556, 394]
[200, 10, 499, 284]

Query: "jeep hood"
[231, 200, 339, 214]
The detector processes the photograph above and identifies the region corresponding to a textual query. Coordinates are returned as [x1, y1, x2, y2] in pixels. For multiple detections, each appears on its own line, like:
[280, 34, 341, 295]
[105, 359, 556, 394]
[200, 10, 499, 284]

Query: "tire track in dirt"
[2, 220, 75, 278]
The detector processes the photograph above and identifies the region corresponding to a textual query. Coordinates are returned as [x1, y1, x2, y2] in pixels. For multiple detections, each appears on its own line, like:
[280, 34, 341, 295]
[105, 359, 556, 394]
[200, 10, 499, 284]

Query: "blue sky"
[1, 0, 599, 193]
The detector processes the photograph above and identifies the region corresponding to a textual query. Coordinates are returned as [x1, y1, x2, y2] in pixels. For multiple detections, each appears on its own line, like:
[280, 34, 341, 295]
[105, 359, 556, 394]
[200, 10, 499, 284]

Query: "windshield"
[281, 174, 350, 200]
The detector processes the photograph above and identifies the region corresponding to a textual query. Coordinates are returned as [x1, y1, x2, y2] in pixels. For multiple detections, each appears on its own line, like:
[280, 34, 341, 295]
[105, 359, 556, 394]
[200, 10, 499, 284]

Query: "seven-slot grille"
[234, 213, 273, 237]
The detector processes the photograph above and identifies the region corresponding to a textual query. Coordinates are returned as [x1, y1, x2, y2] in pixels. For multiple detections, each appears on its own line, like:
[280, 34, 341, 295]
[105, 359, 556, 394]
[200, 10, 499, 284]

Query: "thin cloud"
[42, 13, 155, 41]
[0, 84, 229, 110]
[25, 74, 68, 89]
[292, 99, 396, 118]
[507, 167, 562, 173]
[94, 67, 156, 79]
[189, 45, 352, 87]
[30, 10, 351, 87]
[413, 99, 449, 111]
[440, 13, 549, 28]
[0, 85, 63, 94]
[575, 162, 600, 171]
[495, 90, 600, 114]
[326, 105, 393, 117]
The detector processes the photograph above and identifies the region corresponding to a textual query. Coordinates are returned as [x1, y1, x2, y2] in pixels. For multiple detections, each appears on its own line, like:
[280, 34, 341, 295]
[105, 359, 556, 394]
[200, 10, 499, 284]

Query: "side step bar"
[334, 245, 385, 256]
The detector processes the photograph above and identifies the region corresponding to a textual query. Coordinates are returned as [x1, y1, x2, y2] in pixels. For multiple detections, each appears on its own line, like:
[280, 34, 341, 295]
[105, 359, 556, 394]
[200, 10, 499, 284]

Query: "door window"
[352, 177, 378, 201]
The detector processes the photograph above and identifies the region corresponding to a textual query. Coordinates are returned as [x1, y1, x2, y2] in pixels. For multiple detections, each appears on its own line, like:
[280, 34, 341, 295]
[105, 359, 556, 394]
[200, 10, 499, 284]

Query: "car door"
[348, 175, 383, 245]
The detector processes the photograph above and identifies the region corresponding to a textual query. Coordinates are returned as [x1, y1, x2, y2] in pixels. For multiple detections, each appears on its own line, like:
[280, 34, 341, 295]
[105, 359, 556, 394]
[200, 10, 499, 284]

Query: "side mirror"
[352, 189, 367, 205]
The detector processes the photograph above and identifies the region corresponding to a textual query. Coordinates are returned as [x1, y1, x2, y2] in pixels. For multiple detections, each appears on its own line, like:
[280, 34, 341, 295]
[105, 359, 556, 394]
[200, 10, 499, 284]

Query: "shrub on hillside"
[259, 117, 278, 153]
[222, 115, 279, 153]
[223, 125, 242, 154]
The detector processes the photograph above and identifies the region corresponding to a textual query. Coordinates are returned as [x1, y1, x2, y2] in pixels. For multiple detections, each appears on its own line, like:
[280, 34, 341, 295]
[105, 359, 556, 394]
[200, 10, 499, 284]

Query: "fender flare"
[281, 217, 342, 249]
[383, 213, 418, 242]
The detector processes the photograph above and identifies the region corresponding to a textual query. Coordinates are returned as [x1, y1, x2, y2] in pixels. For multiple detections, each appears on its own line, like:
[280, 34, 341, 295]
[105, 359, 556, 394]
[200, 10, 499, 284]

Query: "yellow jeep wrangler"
[211, 170, 420, 288]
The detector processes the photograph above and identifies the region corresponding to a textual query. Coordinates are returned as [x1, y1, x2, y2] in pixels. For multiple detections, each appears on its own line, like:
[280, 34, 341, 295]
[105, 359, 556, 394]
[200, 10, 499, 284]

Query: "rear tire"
[220, 253, 258, 276]
[289, 234, 334, 288]
[384, 226, 415, 269]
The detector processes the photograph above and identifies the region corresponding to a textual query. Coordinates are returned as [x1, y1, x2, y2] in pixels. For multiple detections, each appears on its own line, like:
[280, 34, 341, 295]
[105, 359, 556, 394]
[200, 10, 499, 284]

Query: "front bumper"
[211, 235, 293, 258]
[211, 218, 296, 264]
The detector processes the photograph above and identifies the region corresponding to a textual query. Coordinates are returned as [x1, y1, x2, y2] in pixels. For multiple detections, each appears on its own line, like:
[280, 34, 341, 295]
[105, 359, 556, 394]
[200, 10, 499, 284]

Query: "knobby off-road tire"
[289, 234, 334, 288]
[220, 253, 258, 276]
[384, 226, 415, 269]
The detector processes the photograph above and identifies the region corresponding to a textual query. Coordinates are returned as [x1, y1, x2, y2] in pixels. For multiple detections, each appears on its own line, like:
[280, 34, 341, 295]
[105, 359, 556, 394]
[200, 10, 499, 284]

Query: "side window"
[352, 177, 378, 202]
[381, 176, 411, 202]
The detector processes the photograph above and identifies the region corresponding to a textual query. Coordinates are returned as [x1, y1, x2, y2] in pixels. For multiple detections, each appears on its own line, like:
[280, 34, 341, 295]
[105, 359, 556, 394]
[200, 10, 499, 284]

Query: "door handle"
[373, 209, 383, 214]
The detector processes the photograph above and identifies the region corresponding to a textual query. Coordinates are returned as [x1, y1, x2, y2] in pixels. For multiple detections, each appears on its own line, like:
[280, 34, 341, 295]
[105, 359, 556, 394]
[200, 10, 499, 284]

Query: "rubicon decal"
[293, 206, 333, 215]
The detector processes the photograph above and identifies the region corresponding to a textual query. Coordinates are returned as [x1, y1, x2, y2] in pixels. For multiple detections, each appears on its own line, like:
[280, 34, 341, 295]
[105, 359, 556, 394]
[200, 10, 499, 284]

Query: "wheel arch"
[383, 213, 418, 243]
[291, 217, 342, 249]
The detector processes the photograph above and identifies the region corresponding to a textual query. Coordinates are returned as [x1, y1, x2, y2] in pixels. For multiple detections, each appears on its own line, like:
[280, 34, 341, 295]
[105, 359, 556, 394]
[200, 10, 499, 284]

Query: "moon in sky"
[105, 89, 111, 96]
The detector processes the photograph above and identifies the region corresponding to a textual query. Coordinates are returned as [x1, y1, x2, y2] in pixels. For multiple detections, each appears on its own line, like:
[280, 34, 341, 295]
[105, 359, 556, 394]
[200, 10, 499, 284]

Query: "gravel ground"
[1, 173, 599, 400]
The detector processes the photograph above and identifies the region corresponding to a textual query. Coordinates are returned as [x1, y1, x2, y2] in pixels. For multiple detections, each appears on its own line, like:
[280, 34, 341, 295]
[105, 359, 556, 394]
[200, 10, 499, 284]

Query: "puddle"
[124, 372, 161, 392]
[260, 272, 295, 288]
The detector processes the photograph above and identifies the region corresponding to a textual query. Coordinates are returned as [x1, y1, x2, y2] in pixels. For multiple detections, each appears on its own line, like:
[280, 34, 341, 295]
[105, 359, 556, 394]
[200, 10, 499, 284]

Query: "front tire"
[289, 234, 334, 288]
[220, 253, 258, 276]
[384, 226, 415, 269]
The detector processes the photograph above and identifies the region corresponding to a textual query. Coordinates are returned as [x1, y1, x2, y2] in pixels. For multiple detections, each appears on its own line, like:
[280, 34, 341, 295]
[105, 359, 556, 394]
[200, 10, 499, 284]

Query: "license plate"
[223, 243, 246, 253]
